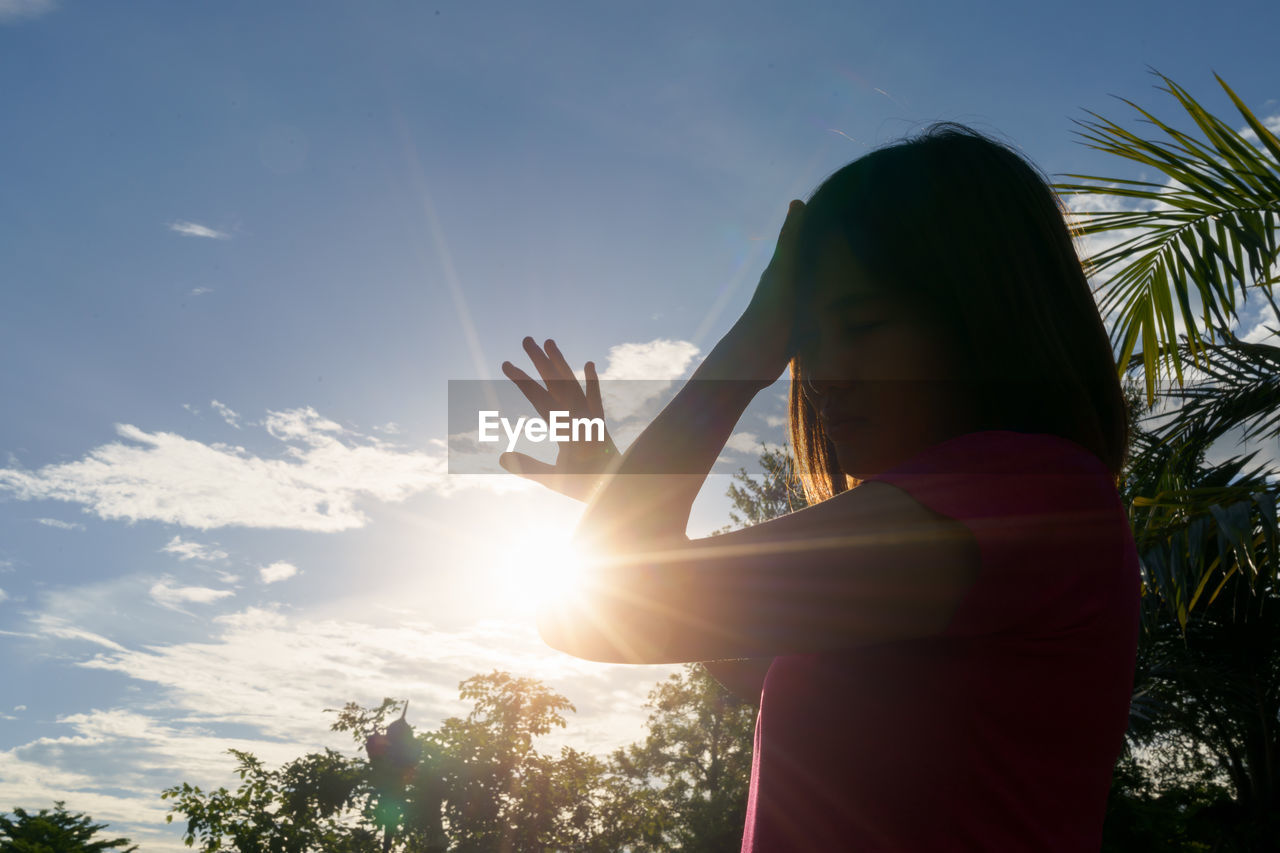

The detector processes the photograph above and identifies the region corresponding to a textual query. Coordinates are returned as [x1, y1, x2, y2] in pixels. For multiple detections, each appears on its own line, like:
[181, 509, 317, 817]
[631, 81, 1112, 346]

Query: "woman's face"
[800, 237, 979, 479]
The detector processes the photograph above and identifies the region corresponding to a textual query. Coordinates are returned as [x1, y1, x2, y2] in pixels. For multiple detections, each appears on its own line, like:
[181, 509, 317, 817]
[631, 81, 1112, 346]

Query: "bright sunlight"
[491, 522, 591, 614]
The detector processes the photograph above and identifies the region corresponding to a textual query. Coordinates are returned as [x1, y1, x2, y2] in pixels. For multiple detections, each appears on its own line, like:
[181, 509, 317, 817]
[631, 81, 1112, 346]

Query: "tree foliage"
[164, 672, 651, 852]
[719, 443, 808, 532]
[161, 748, 377, 853]
[161, 662, 761, 852]
[0, 802, 137, 853]
[614, 665, 756, 852]
[1061, 73, 1280, 849]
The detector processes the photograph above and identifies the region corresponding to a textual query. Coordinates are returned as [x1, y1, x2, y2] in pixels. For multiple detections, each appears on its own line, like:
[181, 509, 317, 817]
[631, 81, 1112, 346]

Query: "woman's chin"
[833, 443, 878, 482]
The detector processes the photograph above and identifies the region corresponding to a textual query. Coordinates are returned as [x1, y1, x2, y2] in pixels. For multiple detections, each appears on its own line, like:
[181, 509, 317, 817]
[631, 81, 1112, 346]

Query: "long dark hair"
[788, 123, 1129, 502]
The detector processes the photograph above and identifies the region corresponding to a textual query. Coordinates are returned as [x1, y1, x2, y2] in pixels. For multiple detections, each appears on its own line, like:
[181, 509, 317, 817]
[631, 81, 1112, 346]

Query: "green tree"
[164, 674, 634, 852]
[1056, 70, 1280, 630]
[720, 443, 808, 531]
[433, 670, 608, 851]
[161, 748, 378, 853]
[0, 802, 137, 853]
[614, 665, 757, 852]
[1058, 73, 1280, 848]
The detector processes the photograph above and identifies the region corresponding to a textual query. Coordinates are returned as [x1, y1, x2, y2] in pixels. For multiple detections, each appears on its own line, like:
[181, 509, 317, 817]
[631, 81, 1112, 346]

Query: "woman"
[500, 124, 1139, 851]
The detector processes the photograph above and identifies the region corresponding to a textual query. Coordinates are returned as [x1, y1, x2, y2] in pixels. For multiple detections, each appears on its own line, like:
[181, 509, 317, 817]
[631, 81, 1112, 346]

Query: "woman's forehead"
[810, 237, 888, 305]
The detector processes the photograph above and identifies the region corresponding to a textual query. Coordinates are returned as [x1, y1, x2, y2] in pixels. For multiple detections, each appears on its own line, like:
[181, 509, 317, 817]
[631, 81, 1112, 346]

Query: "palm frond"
[1142, 338, 1280, 452]
[1053, 70, 1280, 404]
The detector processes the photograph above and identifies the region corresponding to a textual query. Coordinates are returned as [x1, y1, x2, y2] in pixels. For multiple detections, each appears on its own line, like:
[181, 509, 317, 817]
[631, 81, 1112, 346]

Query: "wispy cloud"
[210, 400, 241, 429]
[149, 579, 235, 612]
[6, 601, 679, 851]
[34, 615, 127, 652]
[168, 221, 230, 240]
[77, 606, 671, 747]
[35, 517, 84, 530]
[0, 0, 55, 23]
[723, 432, 761, 454]
[189, 287, 213, 297]
[0, 407, 450, 531]
[161, 536, 229, 562]
[258, 561, 299, 584]
[0, 589, 7, 603]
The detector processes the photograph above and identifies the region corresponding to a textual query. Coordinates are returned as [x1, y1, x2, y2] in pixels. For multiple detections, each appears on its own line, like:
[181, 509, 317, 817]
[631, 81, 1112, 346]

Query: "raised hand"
[725, 199, 806, 385]
[499, 337, 621, 501]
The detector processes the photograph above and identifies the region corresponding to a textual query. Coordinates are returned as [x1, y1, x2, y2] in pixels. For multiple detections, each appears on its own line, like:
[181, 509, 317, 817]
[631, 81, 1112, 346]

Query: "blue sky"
[2, 0, 1278, 847]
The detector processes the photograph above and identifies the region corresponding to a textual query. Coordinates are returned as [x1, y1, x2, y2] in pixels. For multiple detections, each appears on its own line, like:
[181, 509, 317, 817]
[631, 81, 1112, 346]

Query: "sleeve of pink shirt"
[864, 429, 1130, 639]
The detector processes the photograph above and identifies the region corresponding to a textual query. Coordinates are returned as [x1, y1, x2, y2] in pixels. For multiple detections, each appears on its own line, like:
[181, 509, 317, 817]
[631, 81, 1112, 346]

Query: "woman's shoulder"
[862, 429, 1121, 527]
[867, 429, 1110, 480]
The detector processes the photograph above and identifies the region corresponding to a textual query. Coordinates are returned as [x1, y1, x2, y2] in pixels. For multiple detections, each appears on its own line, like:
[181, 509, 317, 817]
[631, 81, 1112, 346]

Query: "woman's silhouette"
[500, 124, 1138, 851]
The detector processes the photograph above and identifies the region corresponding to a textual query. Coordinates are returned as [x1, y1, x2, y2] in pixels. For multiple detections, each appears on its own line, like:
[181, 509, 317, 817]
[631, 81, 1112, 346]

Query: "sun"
[491, 523, 591, 614]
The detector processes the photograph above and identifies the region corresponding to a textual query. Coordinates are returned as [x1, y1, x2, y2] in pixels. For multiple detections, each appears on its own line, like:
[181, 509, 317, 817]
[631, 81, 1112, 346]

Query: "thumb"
[499, 452, 556, 481]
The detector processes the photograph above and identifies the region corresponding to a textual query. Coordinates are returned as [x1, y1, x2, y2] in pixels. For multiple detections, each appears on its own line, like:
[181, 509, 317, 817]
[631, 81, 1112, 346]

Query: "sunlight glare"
[492, 524, 591, 614]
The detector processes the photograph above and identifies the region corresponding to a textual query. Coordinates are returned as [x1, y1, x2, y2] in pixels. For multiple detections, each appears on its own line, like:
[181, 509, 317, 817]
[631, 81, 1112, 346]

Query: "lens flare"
[492, 525, 590, 614]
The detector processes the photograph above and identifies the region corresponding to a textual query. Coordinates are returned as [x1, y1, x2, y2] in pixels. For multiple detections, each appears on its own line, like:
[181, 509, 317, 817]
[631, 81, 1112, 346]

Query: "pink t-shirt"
[741, 430, 1140, 851]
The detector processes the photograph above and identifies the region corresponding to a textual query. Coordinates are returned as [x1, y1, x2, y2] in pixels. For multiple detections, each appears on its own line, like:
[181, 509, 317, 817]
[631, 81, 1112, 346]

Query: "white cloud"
[189, 287, 213, 296]
[0, 0, 54, 23]
[168, 220, 229, 239]
[210, 400, 241, 429]
[162, 535, 229, 562]
[0, 407, 450, 531]
[723, 432, 761, 454]
[76, 606, 673, 748]
[35, 517, 84, 530]
[593, 339, 701, 423]
[258, 561, 298, 584]
[263, 406, 345, 441]
[149, 579, 235, 611]
[1242, 320, 1278, 344]
[34, 616, 127, 652]
[5, 600, 680, 852]
[1237, 287, 1279, 343]
[597, 338, 700, 381]
[0, 706, 301, 853]
[1238, 113, 1280, 144]
[0, 589, 7, 604]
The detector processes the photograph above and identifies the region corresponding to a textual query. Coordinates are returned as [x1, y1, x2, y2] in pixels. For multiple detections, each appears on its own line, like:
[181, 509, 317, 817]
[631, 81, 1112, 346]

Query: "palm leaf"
[1142, 338, 1280, 451]
[1054, 70, 1280, 404]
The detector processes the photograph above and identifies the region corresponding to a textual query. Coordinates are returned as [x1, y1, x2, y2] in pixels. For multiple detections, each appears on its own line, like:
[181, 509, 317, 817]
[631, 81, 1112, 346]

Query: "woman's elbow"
[536, 595, 675, 665]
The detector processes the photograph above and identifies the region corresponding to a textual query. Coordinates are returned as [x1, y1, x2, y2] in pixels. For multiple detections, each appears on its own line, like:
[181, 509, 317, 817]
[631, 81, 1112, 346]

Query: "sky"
[2, 0, 1279, 848]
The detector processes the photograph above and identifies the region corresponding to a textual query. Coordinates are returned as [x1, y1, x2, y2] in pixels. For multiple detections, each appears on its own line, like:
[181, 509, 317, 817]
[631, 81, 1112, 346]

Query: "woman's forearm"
[576, 322, 773, 548]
